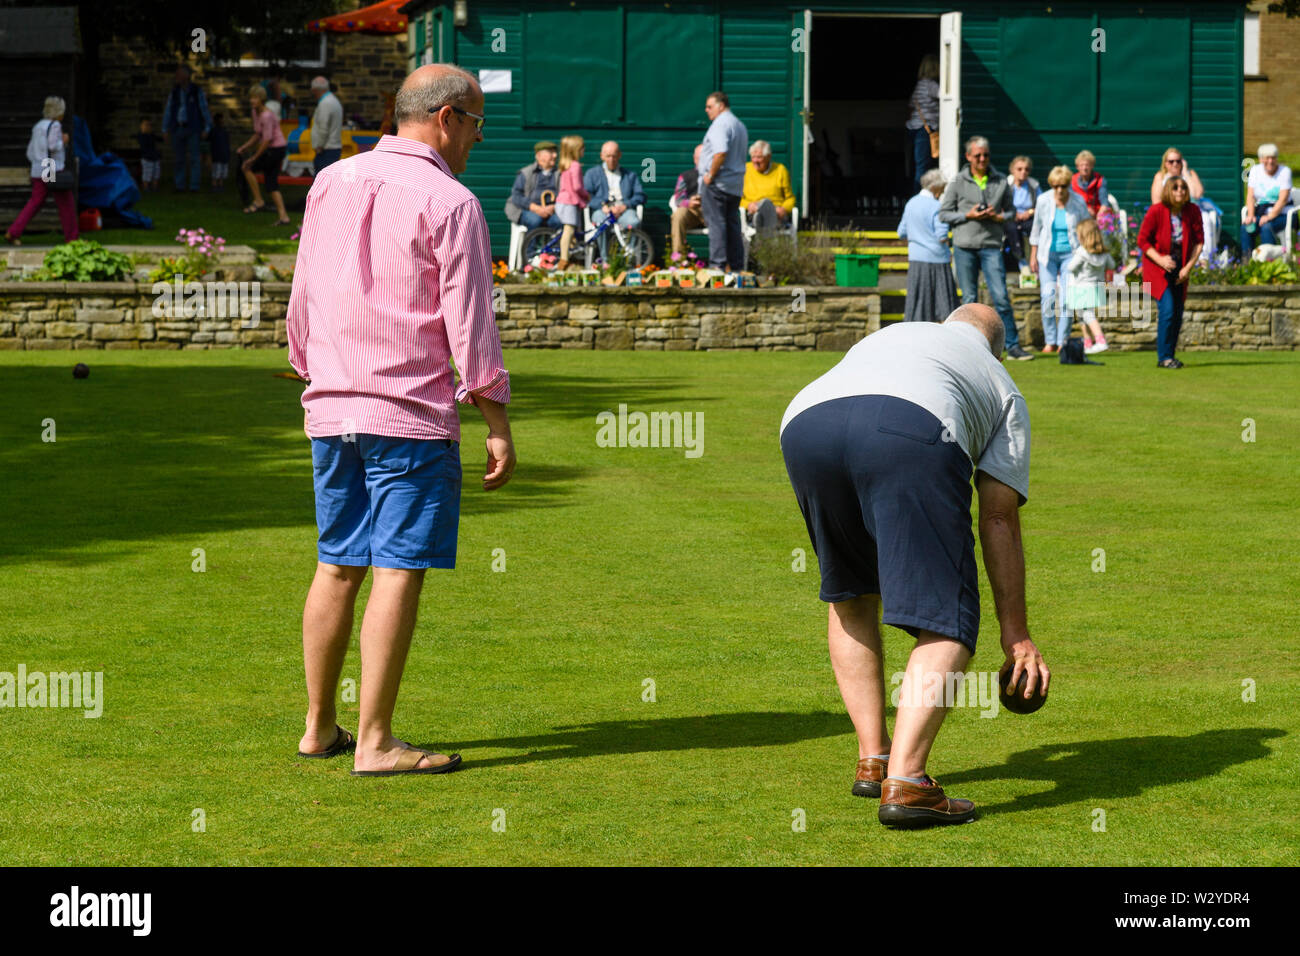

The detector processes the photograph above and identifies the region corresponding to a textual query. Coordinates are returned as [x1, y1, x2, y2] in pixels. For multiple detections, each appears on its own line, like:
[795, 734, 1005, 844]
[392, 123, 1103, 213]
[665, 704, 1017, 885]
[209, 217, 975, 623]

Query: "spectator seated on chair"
[670, 144, 706, 258]
[1240, 143, 1293, 256]
[506, 141, 562, 230]
[741, 140, 795, 237]
[582, 140, 645, 257]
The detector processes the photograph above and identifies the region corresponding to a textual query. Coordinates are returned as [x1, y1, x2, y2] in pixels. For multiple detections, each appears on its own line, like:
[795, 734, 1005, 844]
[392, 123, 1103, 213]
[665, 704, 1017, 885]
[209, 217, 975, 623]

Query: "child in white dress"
[1066, 218, 1112, 354]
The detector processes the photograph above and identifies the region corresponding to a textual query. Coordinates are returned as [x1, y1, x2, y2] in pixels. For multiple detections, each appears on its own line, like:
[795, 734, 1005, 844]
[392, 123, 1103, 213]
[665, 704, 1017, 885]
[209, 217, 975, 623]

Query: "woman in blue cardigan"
[897, 168, 957, 322]
[1028, 166, 1092, 353]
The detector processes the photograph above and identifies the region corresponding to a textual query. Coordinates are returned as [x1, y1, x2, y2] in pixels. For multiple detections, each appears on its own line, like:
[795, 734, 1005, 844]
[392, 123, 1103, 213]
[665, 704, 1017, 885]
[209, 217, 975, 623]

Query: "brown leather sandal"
[350, 748, 462, 777]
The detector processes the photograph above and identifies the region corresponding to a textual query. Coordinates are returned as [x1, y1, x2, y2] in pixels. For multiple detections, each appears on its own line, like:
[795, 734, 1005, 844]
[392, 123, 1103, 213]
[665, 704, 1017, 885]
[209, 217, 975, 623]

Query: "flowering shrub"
[1189, 252, 1298, 285]
[147, 228, 227, 283]
[1095, 205, 1126, 269]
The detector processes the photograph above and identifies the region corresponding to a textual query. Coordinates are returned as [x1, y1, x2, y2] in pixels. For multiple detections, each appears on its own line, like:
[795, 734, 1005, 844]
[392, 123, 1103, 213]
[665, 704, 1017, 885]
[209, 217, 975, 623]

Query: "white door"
[938, 11, 962, 180]
[800, 9, 812, 214]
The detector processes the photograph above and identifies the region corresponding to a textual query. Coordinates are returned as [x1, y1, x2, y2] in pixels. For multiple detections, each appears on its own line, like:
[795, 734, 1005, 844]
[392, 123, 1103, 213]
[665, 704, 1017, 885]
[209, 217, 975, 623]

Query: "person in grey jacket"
[938, 137, 1032, 360]
[309, 76, 343, 174]
[506, 141, 561, 230]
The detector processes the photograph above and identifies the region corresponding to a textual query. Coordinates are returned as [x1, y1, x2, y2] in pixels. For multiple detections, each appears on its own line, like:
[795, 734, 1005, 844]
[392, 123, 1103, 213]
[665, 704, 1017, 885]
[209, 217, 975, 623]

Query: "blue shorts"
[311, 435, 461, 570]
[781, 395, 980, 652]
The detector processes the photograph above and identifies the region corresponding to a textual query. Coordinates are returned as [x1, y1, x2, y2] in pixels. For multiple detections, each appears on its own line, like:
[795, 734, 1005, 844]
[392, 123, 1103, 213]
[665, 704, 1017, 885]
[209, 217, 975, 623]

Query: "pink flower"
[671, 252, 681, 261]
[524, 264, 533, 273]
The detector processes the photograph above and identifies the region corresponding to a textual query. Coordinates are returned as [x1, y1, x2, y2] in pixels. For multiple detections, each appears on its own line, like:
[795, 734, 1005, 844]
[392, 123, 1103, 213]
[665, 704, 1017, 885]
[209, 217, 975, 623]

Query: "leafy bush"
[1189, 254, 1298, 286]
[749, 224, 842, 286]
[26, 240, 133, 282]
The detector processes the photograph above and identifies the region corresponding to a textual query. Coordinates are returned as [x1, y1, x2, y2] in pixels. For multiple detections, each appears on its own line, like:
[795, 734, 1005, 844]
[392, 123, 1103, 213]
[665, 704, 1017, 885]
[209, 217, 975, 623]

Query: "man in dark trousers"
[698, 91, 748, 271]
[780, 304, 1049, 828]
[162, 64, 211, 192]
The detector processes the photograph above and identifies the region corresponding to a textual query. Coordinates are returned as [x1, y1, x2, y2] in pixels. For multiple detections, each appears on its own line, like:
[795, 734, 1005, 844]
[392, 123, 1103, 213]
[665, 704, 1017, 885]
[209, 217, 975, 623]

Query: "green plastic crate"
[834, 254, 881, 287]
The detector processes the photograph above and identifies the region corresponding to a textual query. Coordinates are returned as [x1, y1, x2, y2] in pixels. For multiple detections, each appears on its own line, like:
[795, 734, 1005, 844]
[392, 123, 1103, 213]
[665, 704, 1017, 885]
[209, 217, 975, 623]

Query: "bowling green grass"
[1, 346, 1297, 867]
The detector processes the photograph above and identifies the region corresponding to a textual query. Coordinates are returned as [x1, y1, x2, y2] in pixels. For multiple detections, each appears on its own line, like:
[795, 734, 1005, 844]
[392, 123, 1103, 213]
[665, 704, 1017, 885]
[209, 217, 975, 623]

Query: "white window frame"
[1244, 11, 1260, 77]
[214, 29, 327, 69]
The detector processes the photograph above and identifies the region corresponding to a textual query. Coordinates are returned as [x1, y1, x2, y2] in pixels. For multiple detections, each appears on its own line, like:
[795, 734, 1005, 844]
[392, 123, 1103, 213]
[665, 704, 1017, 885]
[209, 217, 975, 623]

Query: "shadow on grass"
[0, 364, 700, 565]
[940, 728, 1286, 817]
[433, 711, 849, 770]
[498, 370, 724, 424]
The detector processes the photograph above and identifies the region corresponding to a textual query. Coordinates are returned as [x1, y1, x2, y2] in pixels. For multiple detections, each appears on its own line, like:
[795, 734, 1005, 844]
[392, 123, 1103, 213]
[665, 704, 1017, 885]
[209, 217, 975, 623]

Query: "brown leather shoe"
[878, 776, 976, 828]
[851, 756, 888, 798]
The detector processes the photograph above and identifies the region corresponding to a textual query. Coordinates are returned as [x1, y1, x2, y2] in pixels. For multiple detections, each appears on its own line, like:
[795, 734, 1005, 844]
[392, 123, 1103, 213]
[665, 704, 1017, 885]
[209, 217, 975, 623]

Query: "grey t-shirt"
[699, 109, 748, 197]
[780, 321, 1031, 503]
[312, 92, 344, 151]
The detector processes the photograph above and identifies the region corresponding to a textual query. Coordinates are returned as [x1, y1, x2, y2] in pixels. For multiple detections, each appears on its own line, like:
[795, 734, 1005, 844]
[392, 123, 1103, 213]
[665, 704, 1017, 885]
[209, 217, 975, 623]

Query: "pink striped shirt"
[286, 134, 510, 442]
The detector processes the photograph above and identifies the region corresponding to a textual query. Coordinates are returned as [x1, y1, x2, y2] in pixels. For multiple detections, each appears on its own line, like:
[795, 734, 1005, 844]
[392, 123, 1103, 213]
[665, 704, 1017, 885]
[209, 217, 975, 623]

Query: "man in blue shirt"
[583, 140, 646, 259]
[162, 64, 212, 192]
[698, 91, 748, 271]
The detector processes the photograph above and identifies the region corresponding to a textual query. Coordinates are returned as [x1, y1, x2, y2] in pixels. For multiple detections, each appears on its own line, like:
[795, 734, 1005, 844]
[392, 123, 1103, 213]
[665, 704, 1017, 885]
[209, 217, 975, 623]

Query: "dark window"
[999, 15, 1096, 131]
[1098, 15, 1190, 131]
[522, 5, 717, 128]
[522, 8, 623, 127]
[998, 13, 1190, 133]
[624, 7, 716, 128]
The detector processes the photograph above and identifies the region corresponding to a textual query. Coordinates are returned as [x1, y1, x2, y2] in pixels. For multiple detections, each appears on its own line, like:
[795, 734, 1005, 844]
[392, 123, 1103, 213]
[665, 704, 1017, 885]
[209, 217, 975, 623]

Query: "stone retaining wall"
[1005, 285, 1300, 351]
[1, 281, 1298, 351]
[0, 283, 879, 351]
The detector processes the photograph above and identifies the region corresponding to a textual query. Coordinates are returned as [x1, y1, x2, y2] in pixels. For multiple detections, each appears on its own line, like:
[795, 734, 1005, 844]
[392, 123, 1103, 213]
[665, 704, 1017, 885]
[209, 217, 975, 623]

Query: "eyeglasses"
[1166, 158, 1183, 165]
[431, 105, 485, 130]
[969, 153, 989, 159]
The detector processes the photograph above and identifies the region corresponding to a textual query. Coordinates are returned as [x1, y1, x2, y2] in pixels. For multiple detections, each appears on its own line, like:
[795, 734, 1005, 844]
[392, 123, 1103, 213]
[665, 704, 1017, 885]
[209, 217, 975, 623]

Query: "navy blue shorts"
[312, 435, 461, 570]
[781, 395, 980, 652]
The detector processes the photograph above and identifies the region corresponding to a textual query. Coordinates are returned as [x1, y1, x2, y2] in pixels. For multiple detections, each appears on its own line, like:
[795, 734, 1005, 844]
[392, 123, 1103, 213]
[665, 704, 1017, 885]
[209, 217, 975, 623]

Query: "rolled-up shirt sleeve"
[436, 198, 511, 406]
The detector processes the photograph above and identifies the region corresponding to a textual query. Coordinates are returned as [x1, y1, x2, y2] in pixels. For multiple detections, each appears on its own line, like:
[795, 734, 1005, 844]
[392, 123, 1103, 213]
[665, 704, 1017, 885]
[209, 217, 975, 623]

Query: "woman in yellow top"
[742, 140, 795, 236]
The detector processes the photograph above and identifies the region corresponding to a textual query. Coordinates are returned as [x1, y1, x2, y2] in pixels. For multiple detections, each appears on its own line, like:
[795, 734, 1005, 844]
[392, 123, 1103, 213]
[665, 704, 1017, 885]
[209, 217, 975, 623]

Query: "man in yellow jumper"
[741, 139, 796, 236]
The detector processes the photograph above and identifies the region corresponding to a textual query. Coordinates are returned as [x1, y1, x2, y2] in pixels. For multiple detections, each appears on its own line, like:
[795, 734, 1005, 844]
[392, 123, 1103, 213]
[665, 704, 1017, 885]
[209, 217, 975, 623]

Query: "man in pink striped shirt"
[287, 64, 515, 777]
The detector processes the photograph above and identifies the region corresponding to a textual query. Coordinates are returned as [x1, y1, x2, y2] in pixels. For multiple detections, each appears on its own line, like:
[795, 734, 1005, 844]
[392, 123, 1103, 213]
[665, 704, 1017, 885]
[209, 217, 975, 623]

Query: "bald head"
[944, 304, 1005, 357]
[392, 63, 483, 175]
[394, 64, 479, 128]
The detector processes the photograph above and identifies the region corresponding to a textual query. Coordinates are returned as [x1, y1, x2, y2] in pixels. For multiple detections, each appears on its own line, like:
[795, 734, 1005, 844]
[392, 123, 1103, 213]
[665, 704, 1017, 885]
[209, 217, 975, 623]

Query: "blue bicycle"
[522, 205, 653, 270]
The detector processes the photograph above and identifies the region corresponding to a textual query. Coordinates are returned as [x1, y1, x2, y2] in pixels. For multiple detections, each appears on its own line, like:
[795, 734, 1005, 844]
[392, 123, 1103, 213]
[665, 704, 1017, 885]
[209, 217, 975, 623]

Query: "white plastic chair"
[1240, 204, 1296, 257]
[740, 203, 799, 245]
[507, 221, 528, 272]
[740, 203, 799, 270]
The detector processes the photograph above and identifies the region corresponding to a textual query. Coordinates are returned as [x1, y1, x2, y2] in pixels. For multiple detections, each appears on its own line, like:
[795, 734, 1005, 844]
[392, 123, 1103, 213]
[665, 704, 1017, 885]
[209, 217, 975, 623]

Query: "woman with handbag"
[5, 96, 79, 245]
[904, 55, 940, 193]
[1137, 176, 1203, 370]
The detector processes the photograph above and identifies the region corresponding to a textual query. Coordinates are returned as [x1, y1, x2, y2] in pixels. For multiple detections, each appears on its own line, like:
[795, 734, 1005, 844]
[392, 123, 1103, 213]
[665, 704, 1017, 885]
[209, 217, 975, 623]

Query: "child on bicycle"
[555, 135, 589, 270]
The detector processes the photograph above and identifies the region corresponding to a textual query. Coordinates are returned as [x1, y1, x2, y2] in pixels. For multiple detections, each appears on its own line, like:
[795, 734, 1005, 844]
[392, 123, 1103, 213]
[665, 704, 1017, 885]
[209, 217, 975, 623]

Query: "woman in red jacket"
[1137, 176, 1204, 369]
